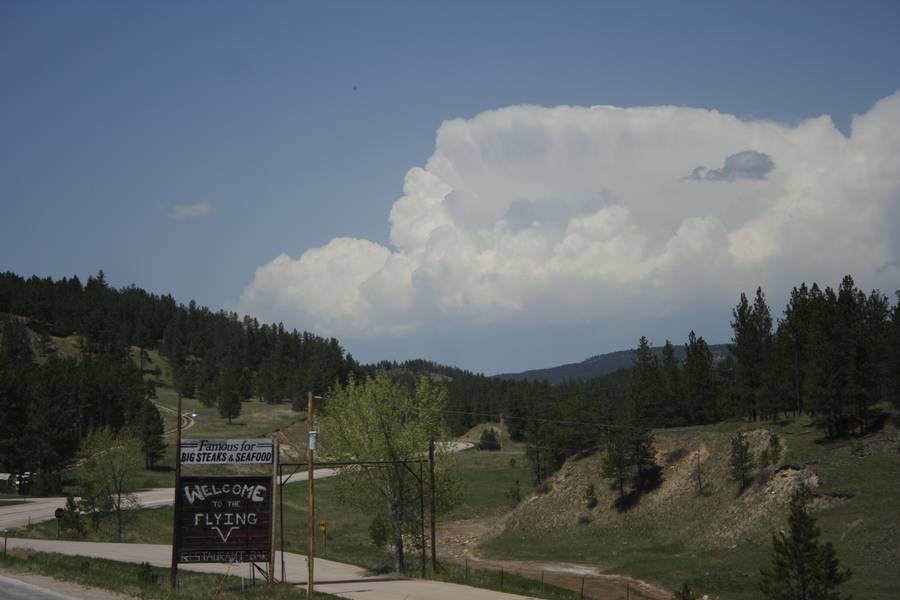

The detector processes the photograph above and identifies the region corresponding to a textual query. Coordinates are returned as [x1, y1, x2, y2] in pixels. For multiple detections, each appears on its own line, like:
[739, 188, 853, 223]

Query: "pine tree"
[683, 331, 717, 424]
[630, 336, 661, 424]
[217, 381, 242, 424]
[628, 423, 656, 490]
[890, 292, 900, 412]
[731, 288, 773, 421]
[660, 340, 685, 425]
[729, 432, 752, 492]
[136, 402, 165, 468]
[783, 284, 812, 414]
[602, 433, 631, 498]
[759, 486, 851, 600]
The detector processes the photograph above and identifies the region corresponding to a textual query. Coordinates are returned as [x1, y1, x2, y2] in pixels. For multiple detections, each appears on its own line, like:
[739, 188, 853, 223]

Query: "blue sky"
[2, 1, 899, 373]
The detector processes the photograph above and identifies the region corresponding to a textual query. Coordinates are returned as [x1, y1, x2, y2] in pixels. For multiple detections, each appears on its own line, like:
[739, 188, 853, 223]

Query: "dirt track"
[437, 519, 671, 600]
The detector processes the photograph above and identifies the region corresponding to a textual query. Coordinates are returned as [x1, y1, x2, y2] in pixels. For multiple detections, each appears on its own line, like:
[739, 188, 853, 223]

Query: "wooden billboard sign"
[170, 409, 279, 591]
[176, 476, 273, 563]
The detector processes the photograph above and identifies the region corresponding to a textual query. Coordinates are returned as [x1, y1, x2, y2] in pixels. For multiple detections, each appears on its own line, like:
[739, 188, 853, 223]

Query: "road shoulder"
[0, 570, 134, 599]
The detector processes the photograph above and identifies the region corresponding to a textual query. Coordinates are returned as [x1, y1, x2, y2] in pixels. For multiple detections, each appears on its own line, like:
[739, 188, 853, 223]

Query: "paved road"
[0, 572, 129, 600]
[0, 464, 349, 530]
[0, 574, 74, 600]
[6, 538, 537, 600]
[0, 489, 175, 531]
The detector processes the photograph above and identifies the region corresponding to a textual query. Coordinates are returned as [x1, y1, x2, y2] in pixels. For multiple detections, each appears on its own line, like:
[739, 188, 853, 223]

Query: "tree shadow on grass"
[614, 465, 664, 513]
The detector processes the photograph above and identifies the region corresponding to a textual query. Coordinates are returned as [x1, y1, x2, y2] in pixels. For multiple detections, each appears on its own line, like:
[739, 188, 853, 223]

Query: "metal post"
[280, 462, 285, 583]
[307, 392, 315, 599]
[169, 393, 183, 591]
[428, 438, 437, 572]
[580, 576, 584, 600]
[500, 568, 504, 590]
[541, 571, 544, 593]
[3, 531, 7, 555]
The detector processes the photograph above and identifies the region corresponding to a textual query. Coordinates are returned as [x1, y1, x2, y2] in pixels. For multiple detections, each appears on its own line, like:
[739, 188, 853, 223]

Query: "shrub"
[504, 479, 522, 506]
[584, 482, 598, 509]
[60, 495, 85, 537]
[137, 562, 159, 586]
[369, 512, 391, 548]
[478, 428, 501, 451]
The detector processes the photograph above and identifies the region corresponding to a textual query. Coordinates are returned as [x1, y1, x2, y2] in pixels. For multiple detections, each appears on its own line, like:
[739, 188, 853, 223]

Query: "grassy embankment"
[0, 548, 342, 599]
[478, 411, 900, 600]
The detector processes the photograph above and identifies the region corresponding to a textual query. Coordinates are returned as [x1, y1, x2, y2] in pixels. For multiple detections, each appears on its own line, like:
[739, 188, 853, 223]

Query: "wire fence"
[429, 558, 662, 600]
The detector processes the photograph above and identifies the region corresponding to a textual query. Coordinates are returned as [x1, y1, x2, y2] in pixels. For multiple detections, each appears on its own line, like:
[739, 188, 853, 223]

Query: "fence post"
[580, 576, 585, 600]
[500, 568, 504, 590]
[540, 571, 544, 594]
[3, 530, 7, 556]
[465, 559, 468, 580]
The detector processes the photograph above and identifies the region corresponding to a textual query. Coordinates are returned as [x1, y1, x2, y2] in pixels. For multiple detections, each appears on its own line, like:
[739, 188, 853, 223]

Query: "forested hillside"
[2, 270, 897, 500]
[383, 275, 900, 490]
[0, 270, 365, 491]
[494, 343, 731, 384]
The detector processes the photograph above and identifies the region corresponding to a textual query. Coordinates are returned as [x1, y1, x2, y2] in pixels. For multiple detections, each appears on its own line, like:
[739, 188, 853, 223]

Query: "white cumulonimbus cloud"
[238, 93, 900, 341]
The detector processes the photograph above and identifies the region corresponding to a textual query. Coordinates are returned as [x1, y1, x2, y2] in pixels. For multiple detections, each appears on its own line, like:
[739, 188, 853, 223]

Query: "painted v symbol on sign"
[212, 526, 239, 543]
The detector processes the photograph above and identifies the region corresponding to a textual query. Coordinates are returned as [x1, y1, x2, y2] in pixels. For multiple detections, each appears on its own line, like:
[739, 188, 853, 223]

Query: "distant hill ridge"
[494, 343, 730, 384]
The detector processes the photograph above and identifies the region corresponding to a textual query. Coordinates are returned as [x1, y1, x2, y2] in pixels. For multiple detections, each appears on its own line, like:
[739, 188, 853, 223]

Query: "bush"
[584, 482, 598, 509]
[137, 562, 159, 586]
[31, 471, 63, 496]
[504, 479, 522, 506]
[478, 428, 501, 451]
[768, 432, 782, 464]
[60, 496, 85, 537]
[369, 512, 391, 548]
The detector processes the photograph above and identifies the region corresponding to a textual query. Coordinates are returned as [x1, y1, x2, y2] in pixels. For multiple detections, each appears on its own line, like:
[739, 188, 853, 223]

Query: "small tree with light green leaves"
[321, 374, 459, 573]
[77, 427, 143, 542]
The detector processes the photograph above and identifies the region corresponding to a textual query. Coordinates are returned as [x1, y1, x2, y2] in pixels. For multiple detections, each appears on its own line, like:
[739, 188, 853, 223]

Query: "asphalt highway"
[0, 575, 74, 600]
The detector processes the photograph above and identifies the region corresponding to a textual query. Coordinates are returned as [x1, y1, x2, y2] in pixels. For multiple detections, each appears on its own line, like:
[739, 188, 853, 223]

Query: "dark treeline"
[0, 316, 162, 493]
[0, 271, 364, 408]
[732, 275, 898, 438]
[380, 275, 899, 488]
[0, 270, 364, 491]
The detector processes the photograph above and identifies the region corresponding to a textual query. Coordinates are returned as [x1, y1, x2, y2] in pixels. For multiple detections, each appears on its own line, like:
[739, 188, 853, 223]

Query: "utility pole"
[429, 438, 437, 572]
[268, 440, 278, 586]
[169, 393, 183, 591]
[307, 391, 316, 599]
